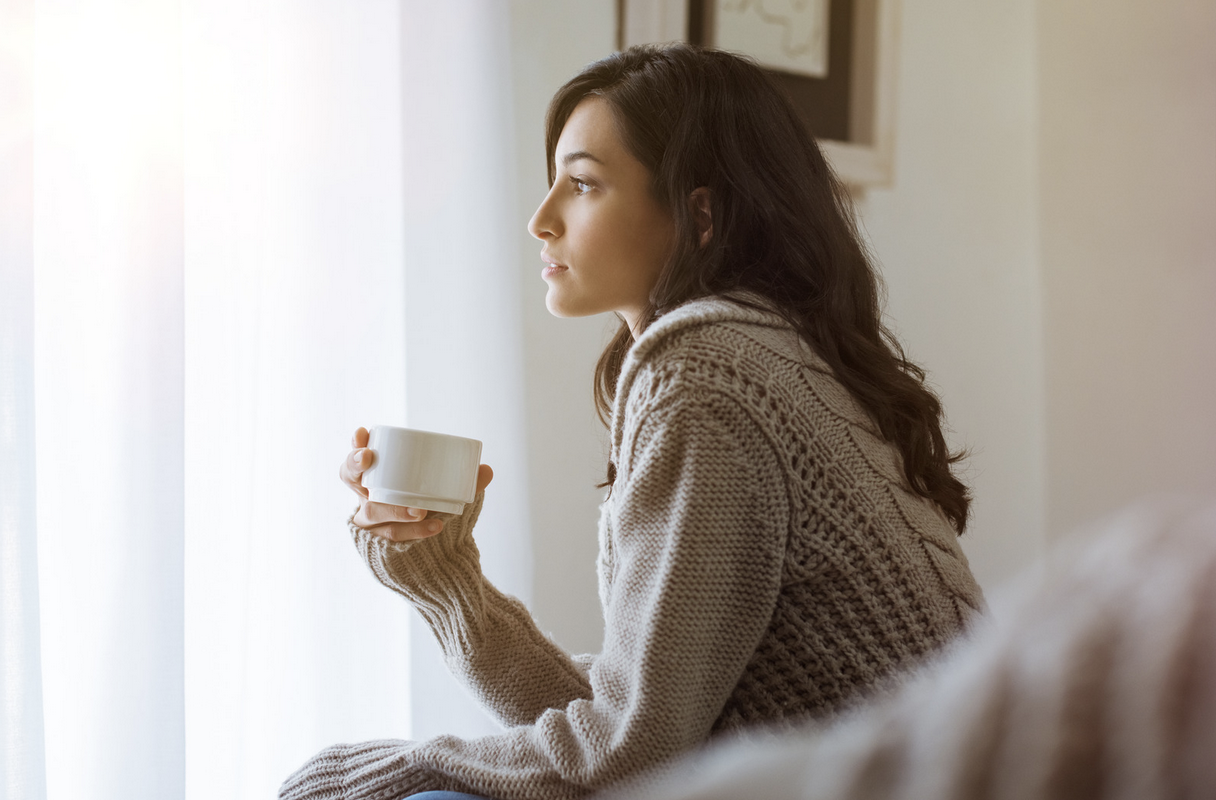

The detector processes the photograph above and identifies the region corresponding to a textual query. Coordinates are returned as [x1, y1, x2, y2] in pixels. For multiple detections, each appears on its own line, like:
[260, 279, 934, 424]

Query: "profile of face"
[527, 98, 675, 334]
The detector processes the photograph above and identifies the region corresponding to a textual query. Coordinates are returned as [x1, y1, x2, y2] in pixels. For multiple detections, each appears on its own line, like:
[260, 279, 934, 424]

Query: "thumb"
[476, 464, 494, 493]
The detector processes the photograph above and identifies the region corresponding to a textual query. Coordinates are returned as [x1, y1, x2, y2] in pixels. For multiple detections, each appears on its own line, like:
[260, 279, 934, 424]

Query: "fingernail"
[427, 520, 442, 533]
[353, 449, 364, 464]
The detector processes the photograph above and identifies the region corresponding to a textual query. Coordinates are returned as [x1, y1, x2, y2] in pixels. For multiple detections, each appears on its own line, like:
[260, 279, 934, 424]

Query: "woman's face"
[527, 98, 675, 335]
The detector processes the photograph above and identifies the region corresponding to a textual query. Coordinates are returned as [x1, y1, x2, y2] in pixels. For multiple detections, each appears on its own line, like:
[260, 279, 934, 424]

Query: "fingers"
[339, 447, 371, 498]
[340, 427, 373, 498]
[355, 498, 444, 542]
[476, 464, 494, 493]
[362, 519, 443, 543]
[361, 500, 429, 525]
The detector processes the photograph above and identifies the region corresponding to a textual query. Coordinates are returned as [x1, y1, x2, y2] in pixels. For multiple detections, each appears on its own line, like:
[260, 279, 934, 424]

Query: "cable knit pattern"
[280, 295, 984, 800]
[605, 499, 1216, 800]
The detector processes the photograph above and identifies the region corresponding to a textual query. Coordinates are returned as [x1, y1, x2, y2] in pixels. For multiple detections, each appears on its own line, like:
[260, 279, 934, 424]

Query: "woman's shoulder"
[608, 293, 883, 458]
[631, 293, 774, 364]
[607, 295, 823, 449]
[630, 293, 786, 357]
[619, 293, 831, 398]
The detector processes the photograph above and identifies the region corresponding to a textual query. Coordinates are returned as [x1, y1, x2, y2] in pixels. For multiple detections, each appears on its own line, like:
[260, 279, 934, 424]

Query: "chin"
[545, 287, 613, 322]
[544, 293, 568, 318]
[544, 290, 581, 319]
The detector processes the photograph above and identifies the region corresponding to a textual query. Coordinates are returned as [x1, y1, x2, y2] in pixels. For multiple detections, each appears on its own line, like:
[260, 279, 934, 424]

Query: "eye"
[568, 176, 593, 195]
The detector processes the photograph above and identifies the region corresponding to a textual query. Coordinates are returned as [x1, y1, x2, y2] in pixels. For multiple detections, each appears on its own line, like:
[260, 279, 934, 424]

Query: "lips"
[540, 251, 568, 278]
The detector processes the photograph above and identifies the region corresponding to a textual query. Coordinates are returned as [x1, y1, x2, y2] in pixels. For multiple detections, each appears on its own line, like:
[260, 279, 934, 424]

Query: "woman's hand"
[340, 426, 493, 542]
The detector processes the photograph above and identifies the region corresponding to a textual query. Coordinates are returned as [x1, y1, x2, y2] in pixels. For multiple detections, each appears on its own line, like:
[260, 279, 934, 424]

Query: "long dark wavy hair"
[545, 44, 971, 533]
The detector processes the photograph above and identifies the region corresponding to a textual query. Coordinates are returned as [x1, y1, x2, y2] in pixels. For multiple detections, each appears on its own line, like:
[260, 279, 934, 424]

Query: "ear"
[689, 187, 713, 247]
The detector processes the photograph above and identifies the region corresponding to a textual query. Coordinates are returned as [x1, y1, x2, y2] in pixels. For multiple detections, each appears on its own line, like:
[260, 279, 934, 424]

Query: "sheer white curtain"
[1, 5, 45, 799]
[396, 0, 532, 744]
[182, 1, 417, 796]
[17, 3, 186, 799]
[0, 0, 529, 797]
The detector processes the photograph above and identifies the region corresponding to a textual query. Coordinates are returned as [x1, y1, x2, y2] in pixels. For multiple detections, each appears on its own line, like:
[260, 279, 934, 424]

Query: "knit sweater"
[279, 295, 985, 800]
[608, 498, 1216, 800]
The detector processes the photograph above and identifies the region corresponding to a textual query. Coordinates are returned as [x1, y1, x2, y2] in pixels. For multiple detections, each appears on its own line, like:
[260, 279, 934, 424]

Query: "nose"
[528, 185, 561, 241]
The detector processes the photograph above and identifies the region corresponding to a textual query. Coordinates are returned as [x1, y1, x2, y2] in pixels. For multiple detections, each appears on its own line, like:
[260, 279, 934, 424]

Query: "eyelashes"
[568, 176, 593, 195]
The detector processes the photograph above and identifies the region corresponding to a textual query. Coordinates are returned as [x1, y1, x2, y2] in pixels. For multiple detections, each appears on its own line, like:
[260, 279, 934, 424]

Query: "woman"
[281, 43, 984, 800]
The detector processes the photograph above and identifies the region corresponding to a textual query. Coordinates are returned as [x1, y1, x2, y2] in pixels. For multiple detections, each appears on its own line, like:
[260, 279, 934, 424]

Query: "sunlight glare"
[36, 3, 181, 174]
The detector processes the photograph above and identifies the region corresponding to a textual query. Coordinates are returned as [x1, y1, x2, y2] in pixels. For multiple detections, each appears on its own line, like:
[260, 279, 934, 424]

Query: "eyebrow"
[560, 149, 604, 168]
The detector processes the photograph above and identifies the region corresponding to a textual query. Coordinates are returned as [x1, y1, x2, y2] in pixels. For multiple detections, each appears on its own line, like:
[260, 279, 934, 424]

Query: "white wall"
[855, 1, 1047, 590]
[1038, 0, 1216, 535]
[402, 1, 538, 741]
[509, 0, 619, 655]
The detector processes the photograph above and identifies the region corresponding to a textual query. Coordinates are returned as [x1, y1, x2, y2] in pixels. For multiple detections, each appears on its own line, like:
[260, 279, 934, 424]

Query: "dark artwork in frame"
[686, 0, 854, 144]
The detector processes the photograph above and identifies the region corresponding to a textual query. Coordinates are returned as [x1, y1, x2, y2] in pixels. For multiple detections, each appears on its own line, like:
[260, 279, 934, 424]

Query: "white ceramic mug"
[362, 425, 483, 514]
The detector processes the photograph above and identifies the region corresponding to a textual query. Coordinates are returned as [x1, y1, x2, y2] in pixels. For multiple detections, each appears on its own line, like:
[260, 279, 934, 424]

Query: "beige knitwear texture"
[609, 498, 1216, 800]
[279, 296, 985, 800]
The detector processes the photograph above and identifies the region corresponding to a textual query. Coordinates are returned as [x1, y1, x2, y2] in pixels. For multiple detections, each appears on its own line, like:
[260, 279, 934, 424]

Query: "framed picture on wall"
[710, 0, 832, 80]
[618, 0, 900, 189]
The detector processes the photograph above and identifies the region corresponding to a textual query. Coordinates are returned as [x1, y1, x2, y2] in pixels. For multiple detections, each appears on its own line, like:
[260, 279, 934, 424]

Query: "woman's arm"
[351, 495, 596, 728]
[335, 424, 594, 727]
[281, 387, 791, 800]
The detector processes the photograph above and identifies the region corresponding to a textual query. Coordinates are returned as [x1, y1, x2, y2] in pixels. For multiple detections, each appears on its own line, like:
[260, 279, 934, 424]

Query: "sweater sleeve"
[351, 494, 595, 729]
[280, 386, 790, 800]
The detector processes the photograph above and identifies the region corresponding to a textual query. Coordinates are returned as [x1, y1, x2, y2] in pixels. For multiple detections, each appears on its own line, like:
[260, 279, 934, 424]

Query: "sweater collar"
[608, 293, 791, 456]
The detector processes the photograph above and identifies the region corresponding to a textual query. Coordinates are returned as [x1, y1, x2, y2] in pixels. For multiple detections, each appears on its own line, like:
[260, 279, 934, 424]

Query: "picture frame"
[618, 0, 900, 189]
